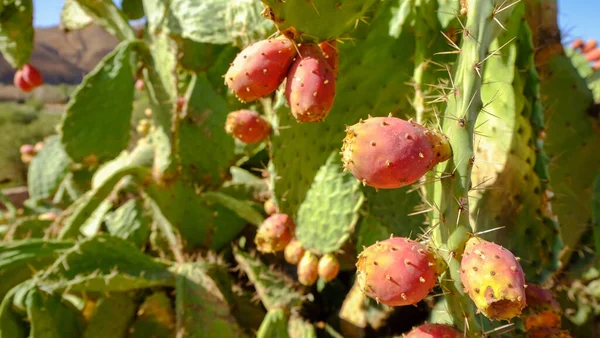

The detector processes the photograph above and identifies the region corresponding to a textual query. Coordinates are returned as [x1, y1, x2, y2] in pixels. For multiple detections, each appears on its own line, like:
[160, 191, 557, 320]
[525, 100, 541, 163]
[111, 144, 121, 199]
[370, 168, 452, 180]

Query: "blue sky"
[33, 0, 599, 42]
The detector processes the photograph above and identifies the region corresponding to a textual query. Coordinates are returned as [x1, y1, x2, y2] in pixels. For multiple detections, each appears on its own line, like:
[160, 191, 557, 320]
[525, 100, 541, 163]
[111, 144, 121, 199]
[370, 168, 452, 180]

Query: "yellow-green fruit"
[297, 251, 318, 286]
[318, 254, 340, 282]
[284, 239, 305, 265]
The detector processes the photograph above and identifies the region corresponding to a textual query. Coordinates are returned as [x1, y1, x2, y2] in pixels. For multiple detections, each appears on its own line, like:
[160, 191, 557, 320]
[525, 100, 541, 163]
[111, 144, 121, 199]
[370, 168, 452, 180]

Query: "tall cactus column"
[432, 0, 515, 333]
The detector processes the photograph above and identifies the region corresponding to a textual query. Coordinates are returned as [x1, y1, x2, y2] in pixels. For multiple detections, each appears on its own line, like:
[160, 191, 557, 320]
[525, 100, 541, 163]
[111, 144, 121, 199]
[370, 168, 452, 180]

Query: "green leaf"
[0, 282, 29, 338]
[60, 0, 93, 31]
[257, 309, 289, 338]
[296, 152, 364, 255]
[37, 235, 175, 293]
[179, 73, 235, 184]
[0, 0, 33, 68]
[27, 136, 71, 202]
[0, 240, 73, 301]
[174, 262, 247, 337]
[26, 287, 85, 338]
[233, 248, 303, 311]
[72, 0, 135, 40]
[82, 293, 138, 338]
[5, 217, 52, 240]
[60, 40, 136, 164]
[202, 192, 263, 226]
[122, 0, 145, 20]
[106, 199, 151, 248]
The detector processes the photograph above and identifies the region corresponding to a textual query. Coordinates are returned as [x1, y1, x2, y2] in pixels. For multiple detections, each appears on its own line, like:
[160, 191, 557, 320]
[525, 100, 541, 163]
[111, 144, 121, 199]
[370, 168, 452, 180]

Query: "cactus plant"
[0, 0, 598, 337]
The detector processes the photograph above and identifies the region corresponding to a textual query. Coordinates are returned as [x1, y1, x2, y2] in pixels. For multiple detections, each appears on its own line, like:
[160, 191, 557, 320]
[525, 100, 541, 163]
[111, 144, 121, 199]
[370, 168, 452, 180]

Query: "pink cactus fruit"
[135, 79, 144, 91]
[356, 237, 441, 306]
[571, 38, 584, 50]
[284, 239, 305, 265]
[318, 253, 340, 282]
[341, 116, 451, 189]
[254, 213, 295, 253]
[297, 251, 319, 286]
[319, 40, 339, 76]
[19, 144, 35, 156]
[526, 327, 572, 338]
[405, 323, 462, 338]
[582, 39, 597, 53]
[522, 284, 561, 330]
[585, 48, 600, 62]
[263, 199, 278, 215]
[459, 237, 527, 321]
[285, 43, 336, 123]
[225, 109, 271, 144]
[224, 36, 297, 102]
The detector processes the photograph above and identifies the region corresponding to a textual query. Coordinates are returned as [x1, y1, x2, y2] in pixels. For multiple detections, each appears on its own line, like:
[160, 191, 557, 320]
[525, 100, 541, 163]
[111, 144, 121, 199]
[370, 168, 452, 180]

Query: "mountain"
[0, 24, 119, 85]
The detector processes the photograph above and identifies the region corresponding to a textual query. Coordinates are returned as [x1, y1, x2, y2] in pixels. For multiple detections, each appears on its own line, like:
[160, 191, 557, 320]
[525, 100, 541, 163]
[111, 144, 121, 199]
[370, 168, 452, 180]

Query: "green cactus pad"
[179, 74, 235, 185]
[69, 0, 135, 40]
[233, 248, 303, 311]
[79, 199, 113, 237]
[174, 262, 247, 338]
[355, 214, 390, 253]
[27, 135, 71, 202]
[0, 240, 73, 301]
[105, 199, 151, 249]
[129, 292, 176, 338]
[288, 314, 317, 338]
[0, 0, 33, 68]
[203, 191, 264, 226]
[594, 173, 600, 253]
[36, 235, 174, 293]
[122, 0, 144, 20]
[26, 286, 85, 338]
[257, 309, 289, 338]
[60, 0, 93, 31]
[221, 167, 270, 202]
[6, 217, 53, 240]
[295, 152, 364, 255]
[82, 292, 138, 338]
[261, 0, 377, 41]
[60, 41, 136, 164]
[145, 180, 215, 249]
[269, 2, 416, 216]
[0, 282, 28, 338]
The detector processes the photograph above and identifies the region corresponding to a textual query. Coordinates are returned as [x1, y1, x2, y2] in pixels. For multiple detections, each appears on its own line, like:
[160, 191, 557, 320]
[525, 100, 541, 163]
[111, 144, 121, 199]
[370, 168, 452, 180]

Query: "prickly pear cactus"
[1, 0, 598, 337]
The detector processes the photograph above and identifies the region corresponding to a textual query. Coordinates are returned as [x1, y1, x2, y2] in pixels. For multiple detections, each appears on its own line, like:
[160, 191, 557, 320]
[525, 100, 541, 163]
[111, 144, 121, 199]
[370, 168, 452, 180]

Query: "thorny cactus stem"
[431, 0, 516, 334]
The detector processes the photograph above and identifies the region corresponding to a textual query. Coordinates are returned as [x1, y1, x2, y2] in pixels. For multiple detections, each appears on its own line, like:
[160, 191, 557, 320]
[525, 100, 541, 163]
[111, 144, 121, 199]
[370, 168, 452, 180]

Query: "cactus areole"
[342, 116, 451, 189]
[356, 237, 440, 306]
[460, 237, 527, 321]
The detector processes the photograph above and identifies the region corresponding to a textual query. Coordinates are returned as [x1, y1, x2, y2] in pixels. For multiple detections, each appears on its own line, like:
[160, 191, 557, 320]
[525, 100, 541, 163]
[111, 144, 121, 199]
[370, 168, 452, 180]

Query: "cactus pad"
[27, 135, 70, 202]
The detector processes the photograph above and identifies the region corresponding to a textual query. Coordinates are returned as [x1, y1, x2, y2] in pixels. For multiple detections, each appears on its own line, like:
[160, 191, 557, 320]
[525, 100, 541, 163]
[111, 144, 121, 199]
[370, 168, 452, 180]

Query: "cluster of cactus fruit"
[1, 0, 599, 337]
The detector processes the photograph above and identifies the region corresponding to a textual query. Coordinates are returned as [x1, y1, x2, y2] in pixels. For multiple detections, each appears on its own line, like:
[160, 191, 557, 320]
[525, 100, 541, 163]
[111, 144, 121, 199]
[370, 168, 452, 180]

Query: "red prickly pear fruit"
[405, 323, 462, 338]
[263, 199, 278, 215]
[255, 213, 295, 253]
[459, 237, 526, 321]
[341, 116, 451, 189]
[526, 327, 572, 338]
[22, 64, 43, 87]
[582, 39, 597, 53]
[14, 70, 34, 92]
[522, 284, 561, 330]
[285, 43, 336, 123]
[319, 40, 339, 76]
[297, 251, 319, 286]
[356, 237, 441, 306]
[585, 48, 600, 62]
[571, 38, 584, 50]
[225, 109, 271, 144]
[224, 36, 297, 102]
[593, 61, 600, 71]
[284, 239, 305, 265]
[19, 144, 35, 156]
[135, 79, 144, 91]
[318, 253, 340, 282]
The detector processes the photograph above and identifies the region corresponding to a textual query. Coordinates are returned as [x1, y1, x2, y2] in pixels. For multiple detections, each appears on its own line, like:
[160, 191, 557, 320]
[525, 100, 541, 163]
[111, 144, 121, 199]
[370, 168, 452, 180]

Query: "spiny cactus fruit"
[135, 79, 144, 91]
[319, 40, 339, 76]
[356, 237, 440, 306]
[317, 253, 339, 282]
[225, 109, 271, 144]
[404, 323, 462, 338]
[297, 251, 318, 286]
[14, 63, 44, 92]
[263, 199, 278, 215]
[285, 43, 336, 123]
[284, 239, 305, 265]
[224, 36, 297, 102]
[522, 284, 562, 330]
[459, 237, 527, 321]
[255, 213, 295, 253]
[20, 144, 35, 156]
[341, 116, 451, 189]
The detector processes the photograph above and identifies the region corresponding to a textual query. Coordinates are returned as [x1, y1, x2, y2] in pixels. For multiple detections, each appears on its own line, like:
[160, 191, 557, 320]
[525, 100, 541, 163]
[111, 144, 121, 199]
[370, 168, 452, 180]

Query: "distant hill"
[0, 24, 119, 85]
